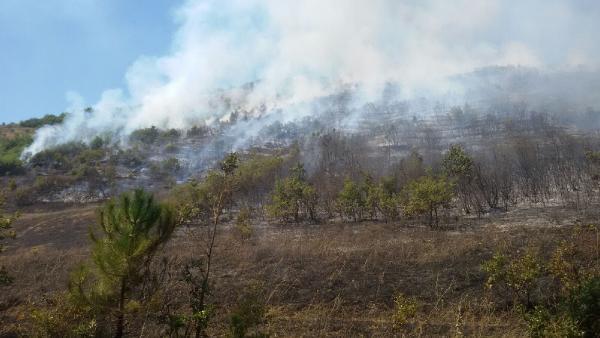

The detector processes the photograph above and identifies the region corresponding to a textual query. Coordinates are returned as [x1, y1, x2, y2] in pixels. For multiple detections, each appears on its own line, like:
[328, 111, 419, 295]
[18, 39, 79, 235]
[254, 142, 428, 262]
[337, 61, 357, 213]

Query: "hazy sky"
[4, 0, 600, 129]
[0, 0, 180, 123]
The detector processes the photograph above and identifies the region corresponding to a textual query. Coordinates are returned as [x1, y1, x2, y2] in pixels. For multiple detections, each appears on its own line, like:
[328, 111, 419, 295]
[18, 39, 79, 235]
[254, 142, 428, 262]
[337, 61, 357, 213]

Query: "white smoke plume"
[24, 0, 600, 156]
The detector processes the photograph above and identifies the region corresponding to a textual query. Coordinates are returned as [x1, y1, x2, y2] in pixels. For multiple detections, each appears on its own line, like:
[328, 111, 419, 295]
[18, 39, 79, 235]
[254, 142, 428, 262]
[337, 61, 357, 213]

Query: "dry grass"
[0, 125, 33, 140]
[1, 203, 597, 336]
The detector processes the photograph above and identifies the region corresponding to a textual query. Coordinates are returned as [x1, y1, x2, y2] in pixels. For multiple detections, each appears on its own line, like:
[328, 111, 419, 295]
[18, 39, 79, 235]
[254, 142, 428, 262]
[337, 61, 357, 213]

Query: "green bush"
[566, 276, 600, 336]
[30, 142, 88, 170]
[337, 178, 366, 222]
[391, 293, 418, 329]
[229, 284, 267, 338]
[29, 292, 98, 338]
[401, 175, 455, 227]
[235, 207, 254, 239]
[19, 113, 66, 128]
[130, 126, 160, 145]
[0, 134, 32, 175]
[267, 164, 318, 223]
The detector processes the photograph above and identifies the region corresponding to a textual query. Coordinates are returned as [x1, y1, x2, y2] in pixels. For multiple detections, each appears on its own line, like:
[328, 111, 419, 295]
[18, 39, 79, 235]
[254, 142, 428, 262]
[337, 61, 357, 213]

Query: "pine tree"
[70, 189, 176, 337]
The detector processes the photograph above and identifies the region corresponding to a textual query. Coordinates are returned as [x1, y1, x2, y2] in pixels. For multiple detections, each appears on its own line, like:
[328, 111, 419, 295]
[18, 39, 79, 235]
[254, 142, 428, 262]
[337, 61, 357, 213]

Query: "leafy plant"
[267, 163, 317, 223]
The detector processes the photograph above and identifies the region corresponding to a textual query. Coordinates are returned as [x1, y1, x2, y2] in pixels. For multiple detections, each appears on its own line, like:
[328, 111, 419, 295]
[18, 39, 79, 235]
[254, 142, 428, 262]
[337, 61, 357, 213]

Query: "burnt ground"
[1, 202, 598, 337]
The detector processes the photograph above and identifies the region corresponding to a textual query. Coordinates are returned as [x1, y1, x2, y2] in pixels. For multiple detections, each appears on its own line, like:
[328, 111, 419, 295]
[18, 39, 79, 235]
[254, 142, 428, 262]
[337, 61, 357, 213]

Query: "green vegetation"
[169, 153, 241, 337]
[130, 127, 181, 145]
[401, 175, 455, 227]
[267, 163, 318, 223]
[0, 133, 32, 175]
[391, 293, 418, 330]
[4, 110, 600, 336]
[68, 189, 177, 337]
[18, 113, 66, 129]
[336, 178, 366, 222]
[482, 225, 600, 337]
[229, 284, 268, 338]
[30, 141, 88, 170]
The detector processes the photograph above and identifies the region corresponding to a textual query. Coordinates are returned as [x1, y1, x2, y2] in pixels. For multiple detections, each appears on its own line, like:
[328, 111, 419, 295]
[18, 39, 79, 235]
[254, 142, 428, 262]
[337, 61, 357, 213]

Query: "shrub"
[482, 250, 543, 308]
[401, 175, 455, 227]
[566, 276, 600, 336]
[19, 113, 66, 128]
[391, 293, 418, 329]
[0, 133, 32, 175]
[149, 158, 182, 180]
[229, 284, 267, 338]
[236, 207, 254, 239]
[267, 164, 318, 223]
[130, 126, 160, 145]
[30, 142, 88, 171]
[29, 293, 97, 337]
[337, 178, 365, 222]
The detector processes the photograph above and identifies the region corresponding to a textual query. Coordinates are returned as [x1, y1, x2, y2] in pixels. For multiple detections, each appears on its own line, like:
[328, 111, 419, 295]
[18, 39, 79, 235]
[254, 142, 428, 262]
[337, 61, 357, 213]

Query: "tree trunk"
[115, 277, 127, 338]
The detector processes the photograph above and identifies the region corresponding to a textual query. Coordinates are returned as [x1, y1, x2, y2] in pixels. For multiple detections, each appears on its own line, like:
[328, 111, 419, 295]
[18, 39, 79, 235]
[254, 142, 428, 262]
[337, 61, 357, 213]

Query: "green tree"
[267, 164, 318, 223]
[337, 178, 366, 222]
[377, 188, 401, 222]
[402, 175, 454, 227]
[69, 189, 176, 337]
[442, 145, 476, 214]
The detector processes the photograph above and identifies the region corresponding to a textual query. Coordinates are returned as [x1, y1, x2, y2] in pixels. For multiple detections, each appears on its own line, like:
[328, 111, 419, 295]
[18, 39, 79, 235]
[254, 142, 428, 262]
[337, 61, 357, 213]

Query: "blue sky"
[0, 0, 181, 123]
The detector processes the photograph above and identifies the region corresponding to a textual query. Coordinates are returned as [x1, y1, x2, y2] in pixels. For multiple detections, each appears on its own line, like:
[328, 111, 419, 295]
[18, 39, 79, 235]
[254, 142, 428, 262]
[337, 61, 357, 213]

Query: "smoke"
[23, 0, 600, 156]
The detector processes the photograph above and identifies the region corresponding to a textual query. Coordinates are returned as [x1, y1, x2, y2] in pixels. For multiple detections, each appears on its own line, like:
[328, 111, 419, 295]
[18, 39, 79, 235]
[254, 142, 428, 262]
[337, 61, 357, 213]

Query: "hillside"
[0, 106, 599, 337]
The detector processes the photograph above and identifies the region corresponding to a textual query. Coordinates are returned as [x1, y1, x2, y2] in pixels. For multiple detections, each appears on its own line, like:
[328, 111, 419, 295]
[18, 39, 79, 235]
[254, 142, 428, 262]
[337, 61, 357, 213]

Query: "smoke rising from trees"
[24, 0, 600, 156]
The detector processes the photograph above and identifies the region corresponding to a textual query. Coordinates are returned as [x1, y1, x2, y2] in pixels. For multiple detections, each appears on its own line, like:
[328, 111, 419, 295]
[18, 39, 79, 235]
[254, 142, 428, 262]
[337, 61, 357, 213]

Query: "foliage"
[30, 142, 88, 170]
[337, 178, 366, 222]
[521, 305, 580, 338]
[169, 153, 241, 337]
[482, 250, 543, 307]
[235, 153, 284, 203]
[0, 133, 32, 175]
[391, 293, 418, 329]
[442, 144, 474, 178]
[565, 276, 600, 337]
[401, 175, 454, 226]
[130, 126, 160, 145]
[130, 127, 181, 145]
[236, 206, 254, 239]
[116, 147, 144, 168]
[149, 157, 182, 180]
[29, 292, 98, 338]
[89, 136, 105, 150]
[266, 163, 318, 223]
[69, 189, 176, 337]
[19, 113, 66, 128]
[482, 230, 600, 337]
[187, 125, 210, 138]
[229, 284, 268, 338]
